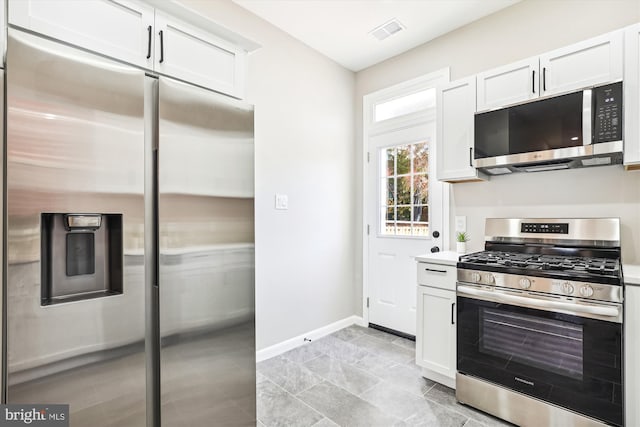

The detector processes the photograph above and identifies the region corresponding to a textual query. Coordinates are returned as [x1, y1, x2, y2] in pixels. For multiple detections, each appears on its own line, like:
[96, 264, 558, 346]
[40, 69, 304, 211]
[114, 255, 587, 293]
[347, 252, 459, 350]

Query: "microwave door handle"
[583, 89, 592, 146]
[457, 285, 619, 317]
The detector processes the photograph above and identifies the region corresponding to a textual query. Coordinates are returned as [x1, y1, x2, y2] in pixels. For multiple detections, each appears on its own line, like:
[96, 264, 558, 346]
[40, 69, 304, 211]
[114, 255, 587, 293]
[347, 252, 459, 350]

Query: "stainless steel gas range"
[456, 218, 623, 427]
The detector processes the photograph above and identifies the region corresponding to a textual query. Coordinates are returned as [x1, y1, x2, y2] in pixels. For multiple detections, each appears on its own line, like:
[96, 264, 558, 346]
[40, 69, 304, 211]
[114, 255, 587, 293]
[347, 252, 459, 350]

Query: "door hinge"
[367, 152, 370, 163]
[367, 224, 370, 235]
[366, 297, 370, 308]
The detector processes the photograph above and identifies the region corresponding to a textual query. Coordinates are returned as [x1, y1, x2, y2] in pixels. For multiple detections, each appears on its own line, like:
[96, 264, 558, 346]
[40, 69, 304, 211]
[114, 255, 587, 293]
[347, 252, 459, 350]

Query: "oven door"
[457, 284, 623, 426]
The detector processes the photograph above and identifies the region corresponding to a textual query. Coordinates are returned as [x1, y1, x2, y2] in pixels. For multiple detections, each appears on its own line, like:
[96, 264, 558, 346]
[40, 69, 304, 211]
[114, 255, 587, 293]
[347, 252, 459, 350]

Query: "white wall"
[177, 0, 356, 350]
[355, 0, 640, 316]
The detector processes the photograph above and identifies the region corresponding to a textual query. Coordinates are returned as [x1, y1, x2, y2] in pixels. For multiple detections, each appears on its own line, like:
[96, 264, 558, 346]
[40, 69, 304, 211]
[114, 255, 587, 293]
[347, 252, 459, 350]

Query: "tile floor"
[257, 325, 513, 427]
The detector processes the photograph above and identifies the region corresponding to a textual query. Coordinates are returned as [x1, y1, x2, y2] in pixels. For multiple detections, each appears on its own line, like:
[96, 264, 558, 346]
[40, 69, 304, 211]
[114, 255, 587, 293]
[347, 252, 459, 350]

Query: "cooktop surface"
[458, 250, 621, 285]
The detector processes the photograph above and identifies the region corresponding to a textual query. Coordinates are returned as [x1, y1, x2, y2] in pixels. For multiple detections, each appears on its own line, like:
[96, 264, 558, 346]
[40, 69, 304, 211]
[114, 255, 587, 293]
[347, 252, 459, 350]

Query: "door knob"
[430, 246, 440, 253]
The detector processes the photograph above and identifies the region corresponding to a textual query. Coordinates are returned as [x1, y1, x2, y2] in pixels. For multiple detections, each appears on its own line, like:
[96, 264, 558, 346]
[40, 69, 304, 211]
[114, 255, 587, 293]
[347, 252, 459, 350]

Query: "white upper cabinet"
[0, 0, 5, 68]
[9, 0, 154, 69]
[476, 57, 539, 112]
[624, 24, 640, 169]
[436, 77, 486, 182]
[540, 30, 623, 96]
[8, 0, 248, 98]
[154, 12, 246, 99]
[476, 30, 623, 113]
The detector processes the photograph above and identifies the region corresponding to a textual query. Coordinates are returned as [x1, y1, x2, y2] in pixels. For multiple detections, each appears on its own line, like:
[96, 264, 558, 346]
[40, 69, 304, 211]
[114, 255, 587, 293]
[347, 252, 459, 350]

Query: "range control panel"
[593, 82, 622, 143]
[521, 223, 569, 234]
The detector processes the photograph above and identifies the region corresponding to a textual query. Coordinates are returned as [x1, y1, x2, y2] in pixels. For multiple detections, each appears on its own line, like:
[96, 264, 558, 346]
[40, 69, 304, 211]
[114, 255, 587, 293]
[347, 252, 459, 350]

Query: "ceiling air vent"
[370, 18, 405, 41]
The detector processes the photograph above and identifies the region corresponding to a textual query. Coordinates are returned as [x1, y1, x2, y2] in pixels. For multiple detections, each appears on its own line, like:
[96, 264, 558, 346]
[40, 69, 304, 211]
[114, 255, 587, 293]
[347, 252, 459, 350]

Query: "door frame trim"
[362, 68, 450, 326]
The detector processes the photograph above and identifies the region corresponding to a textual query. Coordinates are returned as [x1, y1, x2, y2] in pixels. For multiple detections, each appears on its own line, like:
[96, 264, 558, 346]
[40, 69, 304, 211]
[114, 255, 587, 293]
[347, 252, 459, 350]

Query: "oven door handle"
[457, 285, 620, 318]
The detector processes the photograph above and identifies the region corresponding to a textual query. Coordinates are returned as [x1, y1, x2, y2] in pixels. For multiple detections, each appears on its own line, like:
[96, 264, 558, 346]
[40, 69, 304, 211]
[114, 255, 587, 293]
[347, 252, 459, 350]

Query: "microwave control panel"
[593, 82, 622, 143]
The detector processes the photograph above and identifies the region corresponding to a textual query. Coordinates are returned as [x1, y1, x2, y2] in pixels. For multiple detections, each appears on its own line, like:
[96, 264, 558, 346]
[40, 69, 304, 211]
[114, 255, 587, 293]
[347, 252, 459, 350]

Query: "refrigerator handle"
[158, 30, 164, 64]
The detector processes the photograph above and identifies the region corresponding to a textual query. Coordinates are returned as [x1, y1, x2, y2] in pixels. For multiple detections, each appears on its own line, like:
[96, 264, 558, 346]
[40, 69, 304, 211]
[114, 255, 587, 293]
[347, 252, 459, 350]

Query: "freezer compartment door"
[158, 76, 256, 425]
[6, 29, 146, 426]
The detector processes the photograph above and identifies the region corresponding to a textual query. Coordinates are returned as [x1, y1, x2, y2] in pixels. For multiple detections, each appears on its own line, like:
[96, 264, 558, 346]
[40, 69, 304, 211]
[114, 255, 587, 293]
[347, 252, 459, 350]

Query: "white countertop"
[415, 250, 460, 266]
[624, 264, 640, 286]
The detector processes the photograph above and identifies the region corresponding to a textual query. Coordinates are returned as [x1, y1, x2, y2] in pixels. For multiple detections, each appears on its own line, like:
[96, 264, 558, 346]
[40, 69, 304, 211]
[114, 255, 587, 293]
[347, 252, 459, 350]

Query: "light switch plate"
[275, 193, 289, 210]
[455, 215, 467, 233]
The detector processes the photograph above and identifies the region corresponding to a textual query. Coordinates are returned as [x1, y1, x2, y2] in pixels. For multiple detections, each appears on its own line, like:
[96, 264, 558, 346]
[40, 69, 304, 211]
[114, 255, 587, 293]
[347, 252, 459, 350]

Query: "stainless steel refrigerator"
[4, 29, 256, 426]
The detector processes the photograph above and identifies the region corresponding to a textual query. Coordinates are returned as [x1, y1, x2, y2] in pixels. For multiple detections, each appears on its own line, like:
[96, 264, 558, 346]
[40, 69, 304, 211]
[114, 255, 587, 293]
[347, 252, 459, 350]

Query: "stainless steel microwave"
[473, 82, 623, 174]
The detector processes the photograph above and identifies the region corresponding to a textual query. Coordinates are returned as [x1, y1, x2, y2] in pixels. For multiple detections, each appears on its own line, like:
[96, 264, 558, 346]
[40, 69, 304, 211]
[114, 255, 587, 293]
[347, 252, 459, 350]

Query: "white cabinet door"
[540, 30, 623, 96]
[624, 24, 640, 169]
[626, 285, 640, 427]
[8, 0, 154, 69]
[436, 77, 486, 182]
[416, 286, 456, 380]
[154, 11, 246, 99]
[476, 57, 539, 112]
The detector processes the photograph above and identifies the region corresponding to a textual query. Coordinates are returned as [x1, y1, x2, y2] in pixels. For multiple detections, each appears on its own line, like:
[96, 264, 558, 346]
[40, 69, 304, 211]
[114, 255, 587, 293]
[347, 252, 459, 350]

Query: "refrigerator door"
[158, 77, 255, 425]
[6, 29, 146, 426]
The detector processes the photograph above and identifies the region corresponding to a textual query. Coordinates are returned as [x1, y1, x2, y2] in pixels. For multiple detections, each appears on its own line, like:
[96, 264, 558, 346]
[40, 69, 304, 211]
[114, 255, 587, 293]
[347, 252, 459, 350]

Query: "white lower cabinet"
[416, 262, 456, 388]
[625, 284, 640, 426]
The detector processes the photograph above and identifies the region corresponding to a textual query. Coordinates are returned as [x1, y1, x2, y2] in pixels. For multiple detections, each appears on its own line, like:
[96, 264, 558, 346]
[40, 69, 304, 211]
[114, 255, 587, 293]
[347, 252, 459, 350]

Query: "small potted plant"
[456, 231, 469, 254]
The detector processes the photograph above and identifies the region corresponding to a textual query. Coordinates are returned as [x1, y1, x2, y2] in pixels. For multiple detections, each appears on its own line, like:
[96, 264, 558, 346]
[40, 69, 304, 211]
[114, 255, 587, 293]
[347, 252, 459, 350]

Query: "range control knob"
[471, 272, 481, 283]
[485, 274, 495, 284]
[580, 285, 594, 298]
[562, 282, 574, 294]
[519, 277, 531, 289]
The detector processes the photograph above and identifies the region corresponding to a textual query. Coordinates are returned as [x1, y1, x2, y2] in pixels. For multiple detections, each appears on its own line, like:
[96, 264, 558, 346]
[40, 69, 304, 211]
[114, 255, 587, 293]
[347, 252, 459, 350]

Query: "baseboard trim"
[256, 315, 364, 362]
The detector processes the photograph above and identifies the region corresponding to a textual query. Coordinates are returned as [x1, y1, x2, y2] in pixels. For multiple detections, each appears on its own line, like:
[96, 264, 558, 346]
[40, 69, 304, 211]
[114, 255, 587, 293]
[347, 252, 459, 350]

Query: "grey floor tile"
[404, 401, 468, 427]
[331, 325, 367, 342]
[304, 354, 381, 395]
[359, 326, 400, 343]
[361, 382, 465, 423]
[257, 378, 324, 427]
[299, 381, 402, 427]
[352, 335, 415, 364]
[360, 382, 423, 420]
[351, 351, 399, 375]
[463, 420, 488, 427]
[258, 355, 324, 395]
[281, 344, 325, 364]
[313, 335, 372, 365]
[424, 384, 513, 427]
[392, 336, 416, 351]
[312, 417, 340, 426]
[373, 363, 436, 397]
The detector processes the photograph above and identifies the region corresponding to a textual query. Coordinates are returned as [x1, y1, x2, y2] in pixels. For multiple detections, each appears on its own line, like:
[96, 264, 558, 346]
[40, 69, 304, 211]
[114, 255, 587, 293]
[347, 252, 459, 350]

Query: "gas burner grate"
[459, 251, 620, 277]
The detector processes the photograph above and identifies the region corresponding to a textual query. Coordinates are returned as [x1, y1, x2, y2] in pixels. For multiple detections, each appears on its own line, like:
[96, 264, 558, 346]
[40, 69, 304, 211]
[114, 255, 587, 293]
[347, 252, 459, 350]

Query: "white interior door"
[366, 121, 444, 335]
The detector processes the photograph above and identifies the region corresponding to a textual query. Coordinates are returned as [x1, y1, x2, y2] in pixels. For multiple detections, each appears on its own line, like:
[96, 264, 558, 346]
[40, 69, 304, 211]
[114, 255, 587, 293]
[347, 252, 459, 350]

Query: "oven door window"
[480, 307, 584, 380]
[457, 296, 622, 427]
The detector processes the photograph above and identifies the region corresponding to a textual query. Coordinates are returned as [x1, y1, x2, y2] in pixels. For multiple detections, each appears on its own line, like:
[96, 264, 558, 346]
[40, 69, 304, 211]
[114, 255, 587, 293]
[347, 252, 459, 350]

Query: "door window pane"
[379, 141, 430, 236]
[397, 177, 411, 204]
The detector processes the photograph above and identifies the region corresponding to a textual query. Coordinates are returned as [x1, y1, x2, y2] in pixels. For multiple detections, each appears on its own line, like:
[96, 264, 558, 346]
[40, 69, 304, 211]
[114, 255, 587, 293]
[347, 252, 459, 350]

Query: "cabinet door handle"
[542, 67, 546, 91]
[424, 268, 447, 274]
[532, 69, 535, 94]
[451, 302, 456, 325]
[469, 147, 473, 167]
[146, 25, 152, 59]
[159, 30, 164, 63]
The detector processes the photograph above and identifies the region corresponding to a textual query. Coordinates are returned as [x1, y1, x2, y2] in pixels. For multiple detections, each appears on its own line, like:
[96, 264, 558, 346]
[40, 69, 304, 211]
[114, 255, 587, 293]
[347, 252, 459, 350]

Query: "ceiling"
[232, 0, 520, 72]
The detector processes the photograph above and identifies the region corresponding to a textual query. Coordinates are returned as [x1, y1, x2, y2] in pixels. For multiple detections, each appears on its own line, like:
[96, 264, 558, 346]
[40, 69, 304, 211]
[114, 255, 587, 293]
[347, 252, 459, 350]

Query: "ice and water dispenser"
[41, 213, 123, 305]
